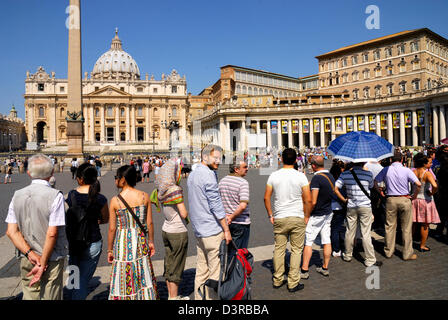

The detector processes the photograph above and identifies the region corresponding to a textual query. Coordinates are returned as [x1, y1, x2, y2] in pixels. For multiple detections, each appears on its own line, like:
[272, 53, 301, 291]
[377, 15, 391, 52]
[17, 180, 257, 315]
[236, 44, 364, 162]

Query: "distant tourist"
[4, 162, 13, 184]
[5, 154, 68, 300]
[142, 158, 152, 183]
[71, 158, 79, 179]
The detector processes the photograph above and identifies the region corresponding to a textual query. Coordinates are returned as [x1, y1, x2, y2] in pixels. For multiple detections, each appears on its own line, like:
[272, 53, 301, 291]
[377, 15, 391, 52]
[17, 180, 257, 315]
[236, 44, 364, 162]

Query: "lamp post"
[8, 129, 12, 153]
[151, 131, 157, 153]
[161, 118, 180, 151]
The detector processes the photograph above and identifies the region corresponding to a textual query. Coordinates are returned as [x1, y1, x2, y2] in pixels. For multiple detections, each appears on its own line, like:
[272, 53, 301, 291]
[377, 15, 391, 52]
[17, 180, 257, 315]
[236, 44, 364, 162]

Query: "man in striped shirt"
[335, 162, 382, 268]
[218, 158, 250, 252]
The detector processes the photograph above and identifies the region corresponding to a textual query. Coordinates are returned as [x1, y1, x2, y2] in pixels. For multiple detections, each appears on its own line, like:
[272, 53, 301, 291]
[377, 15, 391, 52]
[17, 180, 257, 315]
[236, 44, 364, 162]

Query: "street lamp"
[150, 131, 157, 153]
[8, 129, 11, 153]
[161, 118, 180, 151]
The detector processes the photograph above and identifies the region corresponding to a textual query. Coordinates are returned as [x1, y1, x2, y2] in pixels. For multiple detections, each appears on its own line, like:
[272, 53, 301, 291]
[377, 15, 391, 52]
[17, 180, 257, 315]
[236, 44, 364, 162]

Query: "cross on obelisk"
[66, 0, 84, 158]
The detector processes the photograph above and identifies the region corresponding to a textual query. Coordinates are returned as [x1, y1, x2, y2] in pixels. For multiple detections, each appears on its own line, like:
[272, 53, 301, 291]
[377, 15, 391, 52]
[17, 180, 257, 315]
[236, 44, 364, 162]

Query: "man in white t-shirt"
[264, 148, 311, 293]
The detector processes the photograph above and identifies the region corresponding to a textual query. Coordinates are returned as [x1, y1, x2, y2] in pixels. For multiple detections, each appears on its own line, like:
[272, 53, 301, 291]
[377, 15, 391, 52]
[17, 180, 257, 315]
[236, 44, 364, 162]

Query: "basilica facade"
[24, 31, 190, 153]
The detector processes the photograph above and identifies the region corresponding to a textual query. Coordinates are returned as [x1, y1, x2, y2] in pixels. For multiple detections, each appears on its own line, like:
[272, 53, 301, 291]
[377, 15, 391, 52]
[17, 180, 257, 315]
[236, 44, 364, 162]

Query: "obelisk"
[66, 0, 84, 158]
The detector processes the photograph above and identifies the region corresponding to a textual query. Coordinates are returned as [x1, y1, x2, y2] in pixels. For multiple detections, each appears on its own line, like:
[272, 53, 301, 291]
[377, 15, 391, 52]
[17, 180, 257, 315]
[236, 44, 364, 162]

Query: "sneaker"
[332, 250, 341, 257]
[316, 266, 329, 277]
[272, 280, 287, 289]
[342, 253, 352, 262]
[287, 283, 305, 293]
[300, 270, 309, 280]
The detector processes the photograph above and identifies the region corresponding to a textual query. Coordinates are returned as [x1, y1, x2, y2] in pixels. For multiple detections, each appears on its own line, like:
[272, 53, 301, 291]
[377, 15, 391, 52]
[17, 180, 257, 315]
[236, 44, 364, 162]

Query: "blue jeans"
[68, 240, 102, 300]
[330, 210, 346, 253]
[228, 224, 250, 263]
[96, 166, 101, 177]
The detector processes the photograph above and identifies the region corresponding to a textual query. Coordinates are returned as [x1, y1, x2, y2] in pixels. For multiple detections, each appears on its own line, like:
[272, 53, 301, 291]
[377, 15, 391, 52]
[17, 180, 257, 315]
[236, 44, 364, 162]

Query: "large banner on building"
[346, 116, 354, 132]
[292, 120, 299, 133]
[380, 114, 388, 130]
[314, 119, 320, 132]
[302, 119, 309, 133]
[417, 110, 425, 127]
[404, 111, 412, 128]
[393, 112, 400, 129]
[369, 115, 376, 131]
[335, 117, 343, 131]
[357, 116, 365, 131]
[271, 120, 278, 134]
[281, 120, 288, 134]
[324, 118, 331, 132]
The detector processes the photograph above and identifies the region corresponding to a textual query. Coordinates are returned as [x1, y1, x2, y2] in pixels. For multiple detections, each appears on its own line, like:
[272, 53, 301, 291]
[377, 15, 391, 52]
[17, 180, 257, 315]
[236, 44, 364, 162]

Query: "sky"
[0, 0, 447, 119]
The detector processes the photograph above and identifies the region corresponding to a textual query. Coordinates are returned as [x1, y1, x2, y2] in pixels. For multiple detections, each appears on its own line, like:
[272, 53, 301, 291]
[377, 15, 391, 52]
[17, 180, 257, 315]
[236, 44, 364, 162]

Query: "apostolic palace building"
[23, 28, 448, 153]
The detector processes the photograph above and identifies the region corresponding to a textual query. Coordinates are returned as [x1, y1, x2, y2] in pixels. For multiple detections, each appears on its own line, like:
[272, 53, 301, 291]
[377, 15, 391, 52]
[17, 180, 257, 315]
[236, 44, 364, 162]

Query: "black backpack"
[65, 192, 93, 255]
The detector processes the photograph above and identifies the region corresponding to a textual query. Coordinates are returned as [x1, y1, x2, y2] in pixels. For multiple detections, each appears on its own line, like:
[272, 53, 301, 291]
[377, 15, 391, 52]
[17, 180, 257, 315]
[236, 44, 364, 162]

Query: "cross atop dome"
[111, 28, 122, 50]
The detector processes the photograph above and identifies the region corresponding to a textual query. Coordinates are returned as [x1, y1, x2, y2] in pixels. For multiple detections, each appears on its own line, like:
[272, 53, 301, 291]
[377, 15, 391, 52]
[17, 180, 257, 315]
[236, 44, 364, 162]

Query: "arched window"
[95, 132, 100, 142]
[236, 85, 241, 94]
[120, 132, 125, 141]
[242, 86, 247, 94]
[254, 87, 258, 95]
[248, 87, 253, 95]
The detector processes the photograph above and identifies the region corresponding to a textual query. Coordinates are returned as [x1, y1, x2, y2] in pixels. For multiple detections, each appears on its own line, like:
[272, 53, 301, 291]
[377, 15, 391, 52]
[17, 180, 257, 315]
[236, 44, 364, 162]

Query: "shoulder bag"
[350, 169, 371, 200]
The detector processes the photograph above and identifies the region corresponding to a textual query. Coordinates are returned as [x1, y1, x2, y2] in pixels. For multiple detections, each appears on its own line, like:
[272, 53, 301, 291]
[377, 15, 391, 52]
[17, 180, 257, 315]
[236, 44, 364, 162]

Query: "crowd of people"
[3, 143, 448, 300]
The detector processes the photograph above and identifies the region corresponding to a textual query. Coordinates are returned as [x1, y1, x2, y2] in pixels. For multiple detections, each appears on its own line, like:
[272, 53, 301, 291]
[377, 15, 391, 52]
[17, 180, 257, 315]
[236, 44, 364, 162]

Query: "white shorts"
[304, 213, 334, 246]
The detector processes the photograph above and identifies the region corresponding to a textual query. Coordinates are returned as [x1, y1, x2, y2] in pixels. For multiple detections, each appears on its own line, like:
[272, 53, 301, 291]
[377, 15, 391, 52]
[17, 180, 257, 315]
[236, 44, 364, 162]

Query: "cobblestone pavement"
[0, 163, 447, 300]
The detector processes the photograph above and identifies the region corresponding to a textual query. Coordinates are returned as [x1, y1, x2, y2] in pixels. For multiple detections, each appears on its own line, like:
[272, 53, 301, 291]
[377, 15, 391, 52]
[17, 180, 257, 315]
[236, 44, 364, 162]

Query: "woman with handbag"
[66, 163, 109, 300]
[107, 165, 159, 300]
[150, 158, 189, 300]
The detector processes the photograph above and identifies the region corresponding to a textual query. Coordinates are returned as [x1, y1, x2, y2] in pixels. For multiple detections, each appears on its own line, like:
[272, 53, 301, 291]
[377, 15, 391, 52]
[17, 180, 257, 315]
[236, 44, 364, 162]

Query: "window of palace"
[352, 71, 359, 81]
[120, 87, 125, 91]
[399, 61, 406, 73]
[38, 83, 45, 91]
[342, 73, 348, 83]
[353, 89, 359, 100]
[363, 69, 370, 79]
[342, 58, 347, 67]
[411, 41, 419, 52]
[398, 44, 406, 55]
[172, 107, 177, 116]
[248, 87, 253, 95]
[385, 47, 392, 58]
[386, 64, 393, 75]
[387, 84, 393, 95]
[171, 86, 177, 94]
[95, 108, 100, 117]
[107, 107, 113, 117]
[60, 108, 65, 117]
[363, 87, 370, 98]
[236, 85, 241, 94]
[120, 132, 125, 141]
[60, 86, 65, 93]
[121, 108, 125, 117]
[95, 133, 100, 141]
[138, 106, 143, 117]
[153, 108, 158, 116]
[39, 107, 45, 117]
[153, 87, 158, 93]
[375, 86, 382, 96]
[352, 55, 358, 65]
[95, 87, 99, 91]
[413, 79, 420, 90]
[374, 50, 381, 60]
[137, 87, 143, 93]
[399, 82, 406, 93]
[363, 53, 369, 63]
[427, 79, 432, 89]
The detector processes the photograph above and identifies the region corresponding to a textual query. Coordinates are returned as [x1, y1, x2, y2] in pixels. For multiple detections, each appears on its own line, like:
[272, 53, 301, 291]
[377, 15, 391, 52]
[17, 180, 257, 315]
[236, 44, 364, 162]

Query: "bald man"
[301, 156, 335, 278]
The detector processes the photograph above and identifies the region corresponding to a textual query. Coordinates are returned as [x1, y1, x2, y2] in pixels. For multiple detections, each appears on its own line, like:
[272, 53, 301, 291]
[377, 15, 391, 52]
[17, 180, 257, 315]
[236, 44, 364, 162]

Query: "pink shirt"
[143, 162, 150, 173]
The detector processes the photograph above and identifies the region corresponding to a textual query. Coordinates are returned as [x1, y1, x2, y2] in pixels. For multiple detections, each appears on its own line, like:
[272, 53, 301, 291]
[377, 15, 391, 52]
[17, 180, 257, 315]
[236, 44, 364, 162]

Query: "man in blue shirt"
[187, 144, 232, 300]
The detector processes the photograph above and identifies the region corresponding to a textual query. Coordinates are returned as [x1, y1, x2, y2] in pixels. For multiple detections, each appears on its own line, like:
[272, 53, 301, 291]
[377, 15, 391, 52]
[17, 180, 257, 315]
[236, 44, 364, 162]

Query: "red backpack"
[199, 240, 254, 300]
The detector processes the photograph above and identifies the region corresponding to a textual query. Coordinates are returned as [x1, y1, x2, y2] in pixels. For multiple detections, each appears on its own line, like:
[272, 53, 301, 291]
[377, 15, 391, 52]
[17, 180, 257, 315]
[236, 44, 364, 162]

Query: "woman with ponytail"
[65, 162, 109, 300]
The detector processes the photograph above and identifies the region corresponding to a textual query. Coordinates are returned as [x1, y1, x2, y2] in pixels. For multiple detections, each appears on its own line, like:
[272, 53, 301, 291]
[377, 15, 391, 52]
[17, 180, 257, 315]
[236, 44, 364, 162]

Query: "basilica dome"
[92, 29, 140, 80]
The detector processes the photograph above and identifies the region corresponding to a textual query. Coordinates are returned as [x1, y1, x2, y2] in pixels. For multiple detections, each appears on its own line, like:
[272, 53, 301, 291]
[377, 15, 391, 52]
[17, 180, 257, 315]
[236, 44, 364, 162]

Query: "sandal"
[418, 247, 430, 252]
